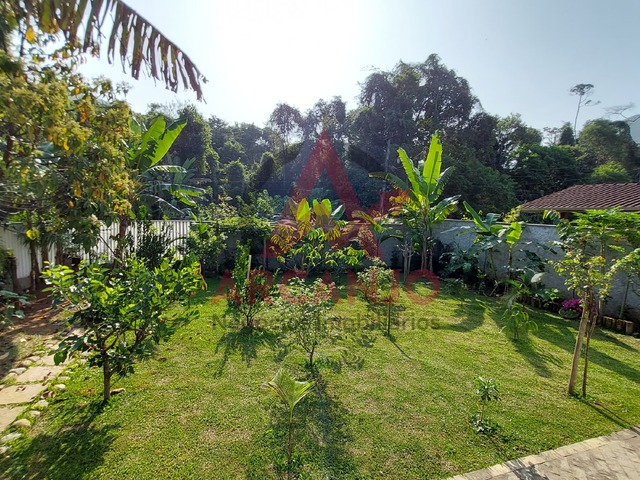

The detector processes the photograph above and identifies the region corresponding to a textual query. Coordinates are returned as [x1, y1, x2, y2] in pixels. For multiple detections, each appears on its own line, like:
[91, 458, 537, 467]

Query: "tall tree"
[577, 119, 639, 175]
[493, 114, 542, 171]
[570, 84, 597, 136]
[268, 103, 304, 151]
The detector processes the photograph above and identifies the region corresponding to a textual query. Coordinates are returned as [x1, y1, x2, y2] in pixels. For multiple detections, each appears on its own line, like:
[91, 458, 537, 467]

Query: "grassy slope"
[2, 279, 639, 479]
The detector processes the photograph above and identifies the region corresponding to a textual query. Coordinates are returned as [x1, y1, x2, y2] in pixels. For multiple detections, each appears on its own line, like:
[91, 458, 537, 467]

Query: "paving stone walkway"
[448, 426, 640, 480]
[0, 346, 68, 435]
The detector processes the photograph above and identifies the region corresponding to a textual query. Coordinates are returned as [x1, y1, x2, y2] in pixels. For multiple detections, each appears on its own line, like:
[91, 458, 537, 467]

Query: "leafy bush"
[501, 300, 537, 341]
[440, 245, 485, 289]
[275, 277, 336, 367]
[43, 255, 202, 402]
[227, 241, 272, 328]
[0, 289, 28, 330]
[357, 264, 400, 335]
[183, 221, 227, 277]
[135, 221, 174, 269]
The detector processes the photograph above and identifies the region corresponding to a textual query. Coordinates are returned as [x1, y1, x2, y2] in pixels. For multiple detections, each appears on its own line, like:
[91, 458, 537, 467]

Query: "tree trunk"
[113, 216, 130, 263]
[308, 343, 315, 368]
[103, 356, 112, 403]
[582, 307, 599, 397]
[29, 240, 40, 291]
[568, 291, 591, 395]
[287, 411, 293, 480]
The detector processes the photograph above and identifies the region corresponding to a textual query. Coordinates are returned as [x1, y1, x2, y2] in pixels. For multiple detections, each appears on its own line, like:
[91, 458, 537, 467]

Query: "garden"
[1, 3, 640, 479]
[2, 131, 640, 479]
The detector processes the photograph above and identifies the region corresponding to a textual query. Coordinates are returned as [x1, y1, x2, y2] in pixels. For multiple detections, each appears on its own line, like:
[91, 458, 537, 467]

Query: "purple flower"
[562, 298, 583, 314]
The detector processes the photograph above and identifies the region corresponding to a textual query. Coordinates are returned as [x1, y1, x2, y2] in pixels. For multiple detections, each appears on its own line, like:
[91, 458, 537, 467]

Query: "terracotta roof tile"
[520, 183, 640, 212]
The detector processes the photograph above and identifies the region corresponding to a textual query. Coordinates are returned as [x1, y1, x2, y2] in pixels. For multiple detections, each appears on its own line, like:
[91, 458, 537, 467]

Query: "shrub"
[227, 241, 271, 328]
[43, 255, 202, 402]
[182, 221, 227, 277]
[275, 277, 336, 367]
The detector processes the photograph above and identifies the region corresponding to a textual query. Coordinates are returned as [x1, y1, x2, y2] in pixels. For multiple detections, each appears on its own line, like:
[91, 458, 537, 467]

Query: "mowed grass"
[2, 277, 640, 479]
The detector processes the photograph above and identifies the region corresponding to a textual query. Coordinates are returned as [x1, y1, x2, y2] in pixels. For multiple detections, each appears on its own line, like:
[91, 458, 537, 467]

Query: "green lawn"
[2, 278, 639, 479]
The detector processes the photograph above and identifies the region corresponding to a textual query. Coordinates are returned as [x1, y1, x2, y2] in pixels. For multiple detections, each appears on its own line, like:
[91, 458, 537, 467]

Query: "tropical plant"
[114, 116, 206, 259]
[501, 299, 537, 341]
[440, 245, 485, 289]
[42, 255, 202, 402]
[372, 132, 459, 271]
[270, 198, 365, 274]
[463, 201, 525, 286]
[352, 209, 402, 259]
[554, 208, 640, 396]
[263, 368, 314, 479]
[227, 241, 271, 328]
[275, 277, 336, 367]
[471, 376, 500, 433]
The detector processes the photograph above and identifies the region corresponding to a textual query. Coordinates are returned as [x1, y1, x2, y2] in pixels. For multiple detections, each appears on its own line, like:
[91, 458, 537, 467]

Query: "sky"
[80, 0, 640, 134]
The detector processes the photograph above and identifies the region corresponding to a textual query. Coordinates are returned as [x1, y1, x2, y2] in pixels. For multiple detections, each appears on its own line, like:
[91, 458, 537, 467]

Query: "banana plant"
[371, 132, 459, 271]
[263, 368, 314, 479]
[463, 201, 525, 283]
[115, 116, 205, 260]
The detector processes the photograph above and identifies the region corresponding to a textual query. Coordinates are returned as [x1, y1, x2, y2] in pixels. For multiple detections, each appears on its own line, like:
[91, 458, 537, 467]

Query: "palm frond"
[10, 0, 207, 100]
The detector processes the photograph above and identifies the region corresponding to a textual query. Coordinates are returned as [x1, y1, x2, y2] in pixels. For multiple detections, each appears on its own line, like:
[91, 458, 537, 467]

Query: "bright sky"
[81, 0, 640, 133]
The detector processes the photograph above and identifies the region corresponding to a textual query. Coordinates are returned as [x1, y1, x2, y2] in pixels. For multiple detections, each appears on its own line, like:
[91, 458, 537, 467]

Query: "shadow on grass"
[577, 397, 632, 428]
[533, 314, 640, 384]
[443, 296, 489, 333]
[511, 338, 562, 378]
[387, 333, 416, 361]
[214, 326, 283, 377]
[0, 400, 118, 480]
[596, 329, 638, 353]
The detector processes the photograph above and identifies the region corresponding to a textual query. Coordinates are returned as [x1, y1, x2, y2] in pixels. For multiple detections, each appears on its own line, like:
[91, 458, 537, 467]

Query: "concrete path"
[449, 426, 640, 480]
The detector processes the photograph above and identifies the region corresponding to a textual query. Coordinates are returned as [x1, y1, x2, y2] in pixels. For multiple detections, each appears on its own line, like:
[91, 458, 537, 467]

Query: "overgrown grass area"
[2, 278, 639, 479]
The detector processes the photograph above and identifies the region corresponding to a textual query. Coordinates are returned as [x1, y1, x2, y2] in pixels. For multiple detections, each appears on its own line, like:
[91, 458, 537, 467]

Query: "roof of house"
[520, 183, 640, 212]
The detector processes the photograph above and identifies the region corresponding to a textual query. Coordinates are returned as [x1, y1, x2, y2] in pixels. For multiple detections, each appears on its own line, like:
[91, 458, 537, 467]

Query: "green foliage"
[0, 247, 10, 283]
[0, 289, 28, 330]
[134, 220, 174, 269]
[128, 116, 206, 217]
[224, 159, 247, 198]
[589, 161, 632, 184]
[501, 301, 537, 341]
[227, 242, 271, 328]
[578, 119, 638, 173]
[463, 201, 525, 284]
[270, 198, 366, 274]
[275, 277, 336, 367]
[471, 376, 500, 433]
[42, 255, 202, 402]
[263, 368, 314, 478]
[182, 220, 227, 277]
[554, 208, 640, 396]
[440, 245, 485, 289]
[357, 264, 400, 335]
[373, 132, 459, 271]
